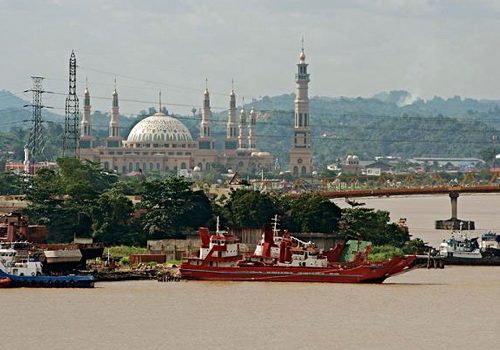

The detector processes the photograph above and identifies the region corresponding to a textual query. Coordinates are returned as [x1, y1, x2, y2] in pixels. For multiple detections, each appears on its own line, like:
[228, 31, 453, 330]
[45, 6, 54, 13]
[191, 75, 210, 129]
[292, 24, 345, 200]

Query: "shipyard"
[1, 1, 499, 350]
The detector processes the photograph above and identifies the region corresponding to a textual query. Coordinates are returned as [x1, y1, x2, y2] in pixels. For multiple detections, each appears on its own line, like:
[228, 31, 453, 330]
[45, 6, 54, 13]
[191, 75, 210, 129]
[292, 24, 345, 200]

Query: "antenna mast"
[24, 76, 48, 174]
[63, 50, 80, 157]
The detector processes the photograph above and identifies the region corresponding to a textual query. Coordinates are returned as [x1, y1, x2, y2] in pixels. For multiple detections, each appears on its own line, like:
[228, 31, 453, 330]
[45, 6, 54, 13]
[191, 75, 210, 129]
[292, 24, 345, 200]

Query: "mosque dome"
[127, 112, 193, 143]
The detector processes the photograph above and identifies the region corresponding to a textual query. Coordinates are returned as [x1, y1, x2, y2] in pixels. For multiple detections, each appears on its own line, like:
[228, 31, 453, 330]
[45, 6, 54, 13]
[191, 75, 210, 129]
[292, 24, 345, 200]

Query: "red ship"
[180, 219, 416, 283]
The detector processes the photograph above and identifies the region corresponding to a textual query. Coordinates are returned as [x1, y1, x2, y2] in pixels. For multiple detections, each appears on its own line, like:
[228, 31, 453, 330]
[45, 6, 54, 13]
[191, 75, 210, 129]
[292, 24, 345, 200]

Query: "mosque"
[78, 47, 313, 177]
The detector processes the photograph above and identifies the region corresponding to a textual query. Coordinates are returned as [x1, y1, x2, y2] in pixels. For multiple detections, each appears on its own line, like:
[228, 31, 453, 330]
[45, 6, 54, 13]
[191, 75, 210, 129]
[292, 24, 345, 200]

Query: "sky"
[1, 0, 500, 115]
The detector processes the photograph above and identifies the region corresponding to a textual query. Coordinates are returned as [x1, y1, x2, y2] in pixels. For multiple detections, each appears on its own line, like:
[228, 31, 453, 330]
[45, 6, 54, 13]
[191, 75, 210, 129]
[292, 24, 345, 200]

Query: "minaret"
[238, 103, 247, 149]
[107, 79, 121, 147]
[199, 80, 214, 150]
[81, 83, 92, 137]
[248, 106, 256, 149]
[224, 81, 238, 151]
[289, 40, 313, 176]
[79, 80, 94, 150]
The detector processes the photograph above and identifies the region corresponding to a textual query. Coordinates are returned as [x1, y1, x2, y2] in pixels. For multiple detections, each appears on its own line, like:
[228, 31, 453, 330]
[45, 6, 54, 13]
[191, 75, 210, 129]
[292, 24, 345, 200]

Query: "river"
[2, 194, 499, 350]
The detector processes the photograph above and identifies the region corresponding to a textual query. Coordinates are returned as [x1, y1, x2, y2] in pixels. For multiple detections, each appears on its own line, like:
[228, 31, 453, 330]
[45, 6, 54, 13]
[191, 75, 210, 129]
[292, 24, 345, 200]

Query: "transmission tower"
[24, 76, 48, 174]
[63, 50, 80, 157]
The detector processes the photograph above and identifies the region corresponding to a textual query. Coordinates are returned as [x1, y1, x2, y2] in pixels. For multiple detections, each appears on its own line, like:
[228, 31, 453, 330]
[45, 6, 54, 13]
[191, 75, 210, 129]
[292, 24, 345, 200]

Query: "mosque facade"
[78, 85, 273, 176]
[78, 47, 312, 177]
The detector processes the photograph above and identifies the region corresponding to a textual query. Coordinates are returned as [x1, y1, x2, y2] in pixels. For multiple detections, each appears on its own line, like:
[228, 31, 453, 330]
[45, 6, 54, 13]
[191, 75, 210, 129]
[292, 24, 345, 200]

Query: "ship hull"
[443, 256, 500, 266]
[0, 269, 95, 288]
[180, 256, 416, 283]
[0, 277, 11, 288]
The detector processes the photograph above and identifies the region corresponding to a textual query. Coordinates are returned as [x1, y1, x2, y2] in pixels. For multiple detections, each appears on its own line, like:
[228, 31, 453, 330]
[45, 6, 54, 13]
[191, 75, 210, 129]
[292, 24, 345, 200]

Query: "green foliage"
[402, 238, 427, 254]
[284, 193, 341, 233]
[369, 245, 404, 263]
[0, 172, 23, 195]
[139, 176, 212, 238]
[340, 208, 410, 247]
[222, 189, 280, 228]
[91, 191, 139, 245]
[108, 245, 148, 258]
[23, 158, 127, 243]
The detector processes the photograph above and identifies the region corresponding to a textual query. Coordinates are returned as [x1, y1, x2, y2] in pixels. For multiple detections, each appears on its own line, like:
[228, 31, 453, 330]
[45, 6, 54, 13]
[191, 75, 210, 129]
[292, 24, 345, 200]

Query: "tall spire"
[238, 98, 247, 149]
[81, 82, 91, 138]
[248, 105, 256, 149]
[158, 91, 162, 113]
[108, 79, 120, 143]
[225, 81, 238, 151]
[290, 39, 312, 177]
[200, 82, 212, 141]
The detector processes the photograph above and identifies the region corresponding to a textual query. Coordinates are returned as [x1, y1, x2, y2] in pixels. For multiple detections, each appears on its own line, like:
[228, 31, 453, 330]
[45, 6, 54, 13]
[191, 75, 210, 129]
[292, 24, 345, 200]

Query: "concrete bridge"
[315, 184, 500, 199]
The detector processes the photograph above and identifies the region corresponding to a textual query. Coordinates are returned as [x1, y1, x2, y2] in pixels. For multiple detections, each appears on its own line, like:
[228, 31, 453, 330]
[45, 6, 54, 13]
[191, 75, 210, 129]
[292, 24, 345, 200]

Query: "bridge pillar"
[435, 191, 475, 230]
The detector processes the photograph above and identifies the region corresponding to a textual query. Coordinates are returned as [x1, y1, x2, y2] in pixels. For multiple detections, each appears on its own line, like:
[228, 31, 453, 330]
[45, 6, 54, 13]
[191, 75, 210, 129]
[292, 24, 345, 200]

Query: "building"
[79, 84, 273, 175]
[289, 44, 313, 177]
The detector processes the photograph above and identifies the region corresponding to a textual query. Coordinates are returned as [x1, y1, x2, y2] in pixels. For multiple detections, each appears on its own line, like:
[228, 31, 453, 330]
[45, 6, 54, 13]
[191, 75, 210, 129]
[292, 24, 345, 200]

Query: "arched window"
[129, 163, 133, 172]
[135, 162, 140, 171]
[206, 163, 210, 171]
[181, 162, 187, 170]
[149, 162, 153, 170]
[293, 166, 299, 176]
[301, 166, 307, 176]
[103, 162, 109, 170]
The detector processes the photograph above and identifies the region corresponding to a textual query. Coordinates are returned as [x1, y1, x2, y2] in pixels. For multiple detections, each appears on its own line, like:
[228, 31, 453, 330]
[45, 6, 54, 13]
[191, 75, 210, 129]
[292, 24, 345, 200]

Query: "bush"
[369, 245, 404, 262]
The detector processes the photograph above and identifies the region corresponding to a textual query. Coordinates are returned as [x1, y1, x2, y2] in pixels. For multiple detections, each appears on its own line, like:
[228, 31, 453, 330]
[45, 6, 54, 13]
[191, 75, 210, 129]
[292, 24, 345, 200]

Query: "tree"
[285, 193, 341, 233]
[339, 208, 410, 247]
[0, 172, 22, 195]
[91, 191, 138, 245]
[223, 189, 280, 228]
[139, 176, 212, 239]
[24, 158, 119, 242]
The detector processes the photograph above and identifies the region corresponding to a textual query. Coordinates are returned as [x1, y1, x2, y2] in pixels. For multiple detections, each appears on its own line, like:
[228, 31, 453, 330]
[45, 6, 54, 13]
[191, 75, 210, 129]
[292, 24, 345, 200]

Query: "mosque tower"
[79, 81, 94, 149]
[107, 79, 121, 147]
[196, 83, 218, 171]
[238, 104, 247, 149]
[289, 41, 313, 176]
[199, 82, 215, 150]
[224, 84, 238, 152]
[248, 106, 256, 149]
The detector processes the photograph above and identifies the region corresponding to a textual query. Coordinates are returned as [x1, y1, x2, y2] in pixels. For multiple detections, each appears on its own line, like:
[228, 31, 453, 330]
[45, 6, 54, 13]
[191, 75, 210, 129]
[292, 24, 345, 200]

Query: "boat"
[0, 277, 11, 288]
[180, 219, 416, 283]
[480, 232, 500, 257]
[439, 232, 500, 265]
[0, 244, 95, 288]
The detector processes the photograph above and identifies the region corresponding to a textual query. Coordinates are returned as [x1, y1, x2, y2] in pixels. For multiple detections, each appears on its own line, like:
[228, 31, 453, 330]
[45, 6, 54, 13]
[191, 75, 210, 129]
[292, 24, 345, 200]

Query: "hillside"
[1, 89, 499, 167]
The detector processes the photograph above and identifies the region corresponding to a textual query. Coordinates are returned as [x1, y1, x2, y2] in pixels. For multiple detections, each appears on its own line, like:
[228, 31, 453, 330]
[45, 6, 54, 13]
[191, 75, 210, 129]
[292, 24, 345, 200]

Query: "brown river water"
[2, 194, 499, 350]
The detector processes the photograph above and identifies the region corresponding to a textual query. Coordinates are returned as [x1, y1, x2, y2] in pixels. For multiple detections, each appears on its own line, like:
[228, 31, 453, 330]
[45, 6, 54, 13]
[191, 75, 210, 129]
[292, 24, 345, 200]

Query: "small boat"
[0, 244, 94, 288]
[0, 277, 11, 288]
[480, 232, 500, 257]
[180, 219, 416, 283]
[439, 232, 500, 265]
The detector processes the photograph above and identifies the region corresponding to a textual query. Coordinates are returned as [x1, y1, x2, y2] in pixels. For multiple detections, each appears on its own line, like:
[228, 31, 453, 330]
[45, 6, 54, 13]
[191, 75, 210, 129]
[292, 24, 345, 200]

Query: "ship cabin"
[187, 227, 243, 267]
[288, 247, 328, 268]
[0, 246, 43, 276]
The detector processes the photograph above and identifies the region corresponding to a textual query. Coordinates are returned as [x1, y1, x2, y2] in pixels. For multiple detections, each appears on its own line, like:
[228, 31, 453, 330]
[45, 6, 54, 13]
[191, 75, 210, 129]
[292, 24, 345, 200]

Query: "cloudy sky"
[1, 0, 500, 115]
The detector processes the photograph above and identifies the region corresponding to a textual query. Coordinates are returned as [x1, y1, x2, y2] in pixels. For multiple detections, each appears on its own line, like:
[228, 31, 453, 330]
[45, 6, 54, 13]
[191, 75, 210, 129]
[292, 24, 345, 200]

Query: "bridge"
[315, 184, 500, 199]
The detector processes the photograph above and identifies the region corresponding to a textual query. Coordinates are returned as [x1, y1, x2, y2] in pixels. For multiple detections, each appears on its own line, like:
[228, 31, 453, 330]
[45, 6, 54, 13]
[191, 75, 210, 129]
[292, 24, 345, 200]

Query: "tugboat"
[0, 244, 95, 288]
[480, 232, 500, 257]
[180, 219, 416, 283]
[439, 232, 500, 265]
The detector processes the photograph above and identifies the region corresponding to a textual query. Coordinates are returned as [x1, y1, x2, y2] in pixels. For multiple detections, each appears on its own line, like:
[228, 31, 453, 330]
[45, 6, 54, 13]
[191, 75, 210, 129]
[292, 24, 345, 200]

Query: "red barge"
[180, 220, 416, 283]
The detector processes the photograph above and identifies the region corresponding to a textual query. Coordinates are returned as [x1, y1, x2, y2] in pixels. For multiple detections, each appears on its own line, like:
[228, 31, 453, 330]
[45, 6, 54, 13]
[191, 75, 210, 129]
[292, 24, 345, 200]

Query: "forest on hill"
[1, 89, 499, 169]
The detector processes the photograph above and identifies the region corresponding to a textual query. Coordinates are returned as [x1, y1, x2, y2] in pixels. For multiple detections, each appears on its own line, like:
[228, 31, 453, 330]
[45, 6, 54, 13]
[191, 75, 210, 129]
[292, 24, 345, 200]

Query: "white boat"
[0, 245, 43, 277]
